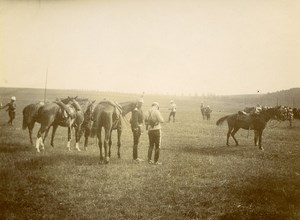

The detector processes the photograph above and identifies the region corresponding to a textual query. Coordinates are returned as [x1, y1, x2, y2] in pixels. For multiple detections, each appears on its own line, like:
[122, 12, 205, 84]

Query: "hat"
[170, 100, 174, 103]
[152, 102, 159, 107]
[11, 96, 16, 101]
[138, 98, 144, 103]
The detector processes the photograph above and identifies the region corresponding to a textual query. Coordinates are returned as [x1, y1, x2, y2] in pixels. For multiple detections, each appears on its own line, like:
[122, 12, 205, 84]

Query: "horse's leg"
[67, 126, 72, 151]
[258, 130, 264, 150]
[117, 128, 122, 159]
[40, 126, 51, 151]
[231, 127, 240, 146]
[226, 126, 233, 146]
[104, 127, 110, 164]
[97, 129, 104, 163]
[50, 124, 58, 148]
[108, 130, 112, 158]
[84, 128, 90, 151]
[75, 125, 81, 151]
[28, 122, 35, 146]
[35, 125, 48, 153]
[254, 130, 258, 146]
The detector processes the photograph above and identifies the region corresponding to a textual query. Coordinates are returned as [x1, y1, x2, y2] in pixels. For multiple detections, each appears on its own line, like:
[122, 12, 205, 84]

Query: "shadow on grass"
[0, 143, 31, 153]
[14, 153, 99, 171]
[219, 174, 300, 220]
[180, 145, 258, 157]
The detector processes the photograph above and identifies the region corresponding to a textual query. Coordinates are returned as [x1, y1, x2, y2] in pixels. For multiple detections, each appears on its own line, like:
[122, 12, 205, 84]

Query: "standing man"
[168, 100, 176, 122]
[0, 96, 17, 126]
[145, 102, 164, 165]
[130, 98, 144, 162]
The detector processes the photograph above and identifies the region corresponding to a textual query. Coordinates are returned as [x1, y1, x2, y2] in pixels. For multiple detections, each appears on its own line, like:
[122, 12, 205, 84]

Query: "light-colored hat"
[11, 96, 16, 101]
[152, 102, 159, 107]
[170, 100, 174, 103]
[138, 98, 144, 103]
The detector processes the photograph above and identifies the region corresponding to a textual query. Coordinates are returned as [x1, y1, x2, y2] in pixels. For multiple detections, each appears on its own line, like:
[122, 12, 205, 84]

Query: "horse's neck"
[120, 102, 136, 115]
[72, 101, 82, 111]
[260, 109, 273, 122]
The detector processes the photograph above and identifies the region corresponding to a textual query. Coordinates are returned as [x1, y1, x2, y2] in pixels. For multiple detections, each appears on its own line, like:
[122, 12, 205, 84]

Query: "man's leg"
[154, 130, 161, 163]
[148, 131, 154, 163]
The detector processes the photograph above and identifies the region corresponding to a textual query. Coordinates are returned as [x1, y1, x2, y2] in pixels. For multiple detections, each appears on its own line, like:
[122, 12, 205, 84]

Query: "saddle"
[237, 111, 250, 121]
[54, 101, 76, 120]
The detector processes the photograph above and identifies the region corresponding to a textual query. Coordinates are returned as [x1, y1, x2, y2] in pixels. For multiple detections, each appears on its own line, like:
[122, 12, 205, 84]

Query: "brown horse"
[216, 106, 286, 150]
[35, 97, 84, 152]
[90, 100, 139, 164]
[22, 97, 73, 146]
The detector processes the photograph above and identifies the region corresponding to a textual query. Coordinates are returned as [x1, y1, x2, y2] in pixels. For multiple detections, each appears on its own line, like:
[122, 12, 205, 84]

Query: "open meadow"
[0, 88, 299, 220]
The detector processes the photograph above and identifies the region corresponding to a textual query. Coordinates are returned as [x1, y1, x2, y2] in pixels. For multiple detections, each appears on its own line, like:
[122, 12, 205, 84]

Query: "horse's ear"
[75, 96, 78, 100]
[92, 100, 96, 104]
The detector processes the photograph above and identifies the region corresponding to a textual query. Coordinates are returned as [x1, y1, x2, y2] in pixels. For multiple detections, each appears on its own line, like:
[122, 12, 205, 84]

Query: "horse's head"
[268, 106, 286, 121]
[84, 100, 96, 121]
[120, 101, 142, 116]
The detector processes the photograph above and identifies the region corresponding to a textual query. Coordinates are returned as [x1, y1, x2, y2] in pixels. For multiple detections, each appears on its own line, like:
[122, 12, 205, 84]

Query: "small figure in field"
[130, 98, 144, 162]
[0, 96, 17, 126]
[168, 100, 176, 122]
[200, 103, 212, 120]
[145, 102, 164, 165]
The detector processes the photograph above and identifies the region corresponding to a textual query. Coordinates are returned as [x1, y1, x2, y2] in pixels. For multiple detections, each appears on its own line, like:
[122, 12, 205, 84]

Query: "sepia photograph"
[0, 0, 299, 219]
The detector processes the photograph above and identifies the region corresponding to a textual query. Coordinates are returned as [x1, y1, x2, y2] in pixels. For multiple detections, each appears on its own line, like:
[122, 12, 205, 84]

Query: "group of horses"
[23, 97, 141, 163]
[22, 97, 289, 164]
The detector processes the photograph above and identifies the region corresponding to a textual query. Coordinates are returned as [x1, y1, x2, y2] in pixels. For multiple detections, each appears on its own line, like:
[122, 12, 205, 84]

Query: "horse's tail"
[216, 115, 230, 126]
[22, 109, 28, 130]
[22, 105, 32, 130]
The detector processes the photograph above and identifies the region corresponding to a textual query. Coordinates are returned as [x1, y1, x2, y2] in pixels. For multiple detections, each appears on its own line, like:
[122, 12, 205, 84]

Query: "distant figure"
[130, 98, 144, 162]
[145, 102, 164, 165]
[0, 96, 17, 126]
[200, 103, 205, 120]
[201, 103, 212, 120]
[168, 100, 176, 122]
[287, 107, 294, 127]
[205, 105, 212, 120]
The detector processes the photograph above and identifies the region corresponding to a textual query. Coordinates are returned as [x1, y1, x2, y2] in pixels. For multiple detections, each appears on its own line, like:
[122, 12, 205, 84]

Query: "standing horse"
[216, 106, 285, 150]
[22, 97, 72, 146]
[35, 97, 84, 152]
[77, 100, 96, 151]
[90, 100, 139, 164]
[22, 102, 44, 146]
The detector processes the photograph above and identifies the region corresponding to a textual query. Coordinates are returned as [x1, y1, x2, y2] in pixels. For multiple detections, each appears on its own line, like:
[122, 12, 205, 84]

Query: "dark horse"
[216, 106, 285, 150]
[90, 100, 139, 164]
[35, 97, 84, 152]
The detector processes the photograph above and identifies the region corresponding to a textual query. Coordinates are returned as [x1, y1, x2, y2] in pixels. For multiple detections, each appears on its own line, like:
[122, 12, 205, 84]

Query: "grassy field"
[0, 88, 299, 220]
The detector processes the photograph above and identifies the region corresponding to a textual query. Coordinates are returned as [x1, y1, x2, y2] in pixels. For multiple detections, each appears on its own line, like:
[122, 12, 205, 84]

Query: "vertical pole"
[44, 68, 48, 103]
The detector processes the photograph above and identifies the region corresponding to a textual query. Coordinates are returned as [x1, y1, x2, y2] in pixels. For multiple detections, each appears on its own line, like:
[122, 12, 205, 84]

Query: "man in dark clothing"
[130, 98, 144, 162]
[0, 96, 17, 126]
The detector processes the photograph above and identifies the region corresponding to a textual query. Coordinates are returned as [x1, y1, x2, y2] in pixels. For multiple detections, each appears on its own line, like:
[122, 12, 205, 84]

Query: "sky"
[0, 0, 299, 95]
